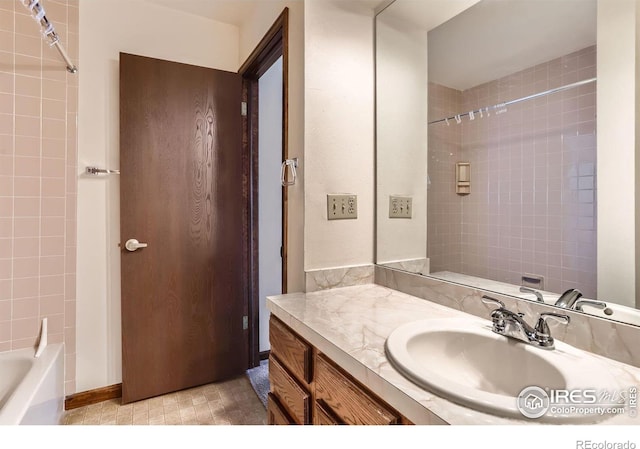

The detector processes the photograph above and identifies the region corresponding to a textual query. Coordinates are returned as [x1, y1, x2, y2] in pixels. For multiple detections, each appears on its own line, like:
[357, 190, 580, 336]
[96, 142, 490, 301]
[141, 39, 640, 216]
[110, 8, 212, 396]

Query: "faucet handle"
[535, 312, 570, 339]
[574, 299, 607, 312]
[481, 295, 505, 309]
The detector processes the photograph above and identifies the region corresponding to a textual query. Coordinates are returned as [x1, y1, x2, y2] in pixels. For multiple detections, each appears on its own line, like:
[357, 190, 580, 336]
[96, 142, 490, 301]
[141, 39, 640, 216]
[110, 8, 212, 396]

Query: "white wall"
[304, 0, 376, 270]
[375, 15, 428, 264]
[240, 1, 306, 293]
[77, 0, 240, 392]
[597, 0, 637, 307]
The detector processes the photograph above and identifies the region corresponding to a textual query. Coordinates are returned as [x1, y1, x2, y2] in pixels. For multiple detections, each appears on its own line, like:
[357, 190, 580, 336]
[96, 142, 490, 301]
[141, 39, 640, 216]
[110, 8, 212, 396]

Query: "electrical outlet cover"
[327, 194, 358, 220]
[389, 196, 412, 219]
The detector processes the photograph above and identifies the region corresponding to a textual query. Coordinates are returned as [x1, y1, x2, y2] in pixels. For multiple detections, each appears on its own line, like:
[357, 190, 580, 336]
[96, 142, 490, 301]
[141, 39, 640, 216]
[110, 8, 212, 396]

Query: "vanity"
[266, 282, 640, 425]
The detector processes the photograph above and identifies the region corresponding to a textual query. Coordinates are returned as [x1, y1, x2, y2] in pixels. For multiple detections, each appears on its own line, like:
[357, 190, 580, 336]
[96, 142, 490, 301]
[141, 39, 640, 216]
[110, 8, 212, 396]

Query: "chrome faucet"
[554, 288, 583, 308]
[519, 286, 545, 303]
[553, 288, 607, 312]
[574, 299, 608, 312]
[481, 295, 570, 350]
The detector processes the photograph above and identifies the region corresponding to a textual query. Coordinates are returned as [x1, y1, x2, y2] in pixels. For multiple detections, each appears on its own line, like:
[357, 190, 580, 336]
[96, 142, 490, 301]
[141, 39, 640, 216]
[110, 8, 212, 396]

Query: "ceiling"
[142, 0, 261, 26]
[383, 0, 597, 91]
[144, 0, 389, 27]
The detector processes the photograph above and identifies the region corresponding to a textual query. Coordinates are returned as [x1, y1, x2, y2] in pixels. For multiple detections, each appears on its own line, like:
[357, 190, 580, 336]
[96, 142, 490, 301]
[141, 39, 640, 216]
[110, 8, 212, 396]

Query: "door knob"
[125, 239, 148, 252]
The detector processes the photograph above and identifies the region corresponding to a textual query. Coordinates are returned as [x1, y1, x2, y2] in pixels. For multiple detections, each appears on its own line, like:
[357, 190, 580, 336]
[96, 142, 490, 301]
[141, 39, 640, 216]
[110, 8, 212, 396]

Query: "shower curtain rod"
[17, 0, 78, 74]
[428, 77, 596, 125]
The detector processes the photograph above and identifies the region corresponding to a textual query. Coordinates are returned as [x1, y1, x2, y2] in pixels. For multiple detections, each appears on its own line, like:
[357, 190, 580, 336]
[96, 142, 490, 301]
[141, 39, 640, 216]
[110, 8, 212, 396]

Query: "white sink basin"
[386, 318, 619, 423]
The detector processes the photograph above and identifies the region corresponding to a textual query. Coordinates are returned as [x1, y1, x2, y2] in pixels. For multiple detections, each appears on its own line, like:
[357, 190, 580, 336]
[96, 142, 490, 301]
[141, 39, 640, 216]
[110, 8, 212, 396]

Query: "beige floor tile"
[191, 394, 207, 405]
[204, 391, 221, 402]
[162, 395, 177, 405]
[82, 415, 101, 425]
[132, 414, 149, 425]
[116, 414, 133, 425]
[193, 402, 209, 414]
[132, 401, 148, 414]
[101, 401, 119, 414]
[84, 402, 104, 413]
[164, 410, 182, 425]
[63, 374, 266, 427]
[198, 415, 216, 425]
[226, 410, 245, 425]
[179, 406, 196, 421]
[147, 397, 164, 410]
[148, 406, 164, 419]
[163, 403, 178, 414]
[100, 414, 117, 425]
[182, 417, 199, 425]
[118, 404, 134, 413]
[148, 415, 165, 425]
[65, 413, 85, 425]
[208, 399, 224, 412]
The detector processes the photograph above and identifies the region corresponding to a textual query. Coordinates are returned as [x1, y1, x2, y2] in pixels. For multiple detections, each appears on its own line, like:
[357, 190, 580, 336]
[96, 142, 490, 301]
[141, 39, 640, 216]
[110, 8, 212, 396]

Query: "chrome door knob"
[125, 239, 148, 252]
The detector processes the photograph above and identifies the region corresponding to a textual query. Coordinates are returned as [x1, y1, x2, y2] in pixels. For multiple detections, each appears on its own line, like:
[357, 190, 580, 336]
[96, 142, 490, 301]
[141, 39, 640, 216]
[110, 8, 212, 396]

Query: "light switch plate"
[327, 194, 358, 220]
[389, 196, 412, 219]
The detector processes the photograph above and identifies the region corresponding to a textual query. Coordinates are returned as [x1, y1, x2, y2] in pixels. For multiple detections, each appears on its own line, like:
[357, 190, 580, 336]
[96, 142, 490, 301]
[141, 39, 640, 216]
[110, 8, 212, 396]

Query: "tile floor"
[63, 375, 267, 425]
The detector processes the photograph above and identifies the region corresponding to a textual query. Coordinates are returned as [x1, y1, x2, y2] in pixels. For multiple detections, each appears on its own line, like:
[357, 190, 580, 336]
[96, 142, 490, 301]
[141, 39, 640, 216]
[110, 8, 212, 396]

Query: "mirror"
[375, 0, 640, 327]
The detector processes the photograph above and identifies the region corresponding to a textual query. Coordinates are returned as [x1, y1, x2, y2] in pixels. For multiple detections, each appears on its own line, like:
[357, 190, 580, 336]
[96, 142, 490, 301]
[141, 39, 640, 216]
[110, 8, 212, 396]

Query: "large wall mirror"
[375, 0, 640, 327]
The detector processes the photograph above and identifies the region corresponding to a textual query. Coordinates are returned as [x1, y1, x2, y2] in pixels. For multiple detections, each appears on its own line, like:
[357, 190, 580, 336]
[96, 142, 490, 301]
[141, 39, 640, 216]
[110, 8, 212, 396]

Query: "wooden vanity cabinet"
[268, 315, 412, 425]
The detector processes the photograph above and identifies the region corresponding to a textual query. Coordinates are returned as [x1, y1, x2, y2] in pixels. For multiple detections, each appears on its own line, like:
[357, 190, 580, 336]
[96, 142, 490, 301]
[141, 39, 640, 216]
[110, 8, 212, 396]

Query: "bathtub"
[0, 343, 64, 425]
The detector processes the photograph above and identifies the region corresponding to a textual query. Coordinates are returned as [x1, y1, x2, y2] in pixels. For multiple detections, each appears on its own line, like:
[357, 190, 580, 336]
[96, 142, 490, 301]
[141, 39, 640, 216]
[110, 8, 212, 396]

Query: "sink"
[386, 318, 619, 423]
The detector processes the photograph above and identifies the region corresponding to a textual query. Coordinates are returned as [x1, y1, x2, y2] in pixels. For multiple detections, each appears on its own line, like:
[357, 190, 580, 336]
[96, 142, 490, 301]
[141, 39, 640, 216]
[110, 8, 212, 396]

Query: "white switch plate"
[327, 194, 358, 220]
[389, 196, 412, 219]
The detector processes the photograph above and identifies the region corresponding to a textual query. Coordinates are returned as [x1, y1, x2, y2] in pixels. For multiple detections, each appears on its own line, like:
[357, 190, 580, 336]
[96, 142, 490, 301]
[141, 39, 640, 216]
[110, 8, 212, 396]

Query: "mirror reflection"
[375, 0, 640, 327]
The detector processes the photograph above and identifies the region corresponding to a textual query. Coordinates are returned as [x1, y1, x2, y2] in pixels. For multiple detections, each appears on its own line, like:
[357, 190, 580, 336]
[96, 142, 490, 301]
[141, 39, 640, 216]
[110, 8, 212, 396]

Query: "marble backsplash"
[305, 265, 375, 292]
[379, 258, 430, 275]
[375, 266, 640, 368]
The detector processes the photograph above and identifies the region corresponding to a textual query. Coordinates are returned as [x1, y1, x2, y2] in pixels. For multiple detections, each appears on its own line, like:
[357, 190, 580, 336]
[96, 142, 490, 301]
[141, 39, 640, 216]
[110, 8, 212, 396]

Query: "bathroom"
[0, 0, 639, 444]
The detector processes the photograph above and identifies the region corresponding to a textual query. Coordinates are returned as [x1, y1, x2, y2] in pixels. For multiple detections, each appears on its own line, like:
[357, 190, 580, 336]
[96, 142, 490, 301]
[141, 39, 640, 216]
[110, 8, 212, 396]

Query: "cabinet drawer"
[314, 400, 342, 425]
[269, 316, 312, 384]
[267, 393, 295, 425]
[269, 355, 310, 424]
[315, 354, 399, 425]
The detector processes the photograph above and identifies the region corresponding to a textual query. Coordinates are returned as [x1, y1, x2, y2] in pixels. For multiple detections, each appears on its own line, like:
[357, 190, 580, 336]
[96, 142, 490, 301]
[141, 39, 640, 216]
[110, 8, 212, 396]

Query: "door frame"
[239, 8, 289, 368]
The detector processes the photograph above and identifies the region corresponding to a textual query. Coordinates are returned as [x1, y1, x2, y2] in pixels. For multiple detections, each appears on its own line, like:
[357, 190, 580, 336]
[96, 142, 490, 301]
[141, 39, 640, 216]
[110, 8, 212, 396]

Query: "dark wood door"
[119, 53, 247, 404]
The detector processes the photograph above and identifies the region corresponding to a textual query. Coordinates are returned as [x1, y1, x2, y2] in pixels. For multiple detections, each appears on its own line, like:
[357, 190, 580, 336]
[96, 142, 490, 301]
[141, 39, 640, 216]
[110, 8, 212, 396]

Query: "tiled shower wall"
[428, 46, 597, 298]
[0, 0, 78, 394]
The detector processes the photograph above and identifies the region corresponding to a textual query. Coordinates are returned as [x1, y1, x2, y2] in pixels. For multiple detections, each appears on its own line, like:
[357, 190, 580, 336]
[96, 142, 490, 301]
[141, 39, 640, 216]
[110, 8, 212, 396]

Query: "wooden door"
[119, 53, 247, 404]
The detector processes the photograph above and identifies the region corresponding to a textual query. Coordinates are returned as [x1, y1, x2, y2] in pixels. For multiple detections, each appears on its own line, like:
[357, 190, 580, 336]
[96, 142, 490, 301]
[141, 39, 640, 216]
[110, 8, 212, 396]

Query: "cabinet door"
[269, 355, 311, 424]
[267, 393, 295, 425]
[315, 354, 399, 425]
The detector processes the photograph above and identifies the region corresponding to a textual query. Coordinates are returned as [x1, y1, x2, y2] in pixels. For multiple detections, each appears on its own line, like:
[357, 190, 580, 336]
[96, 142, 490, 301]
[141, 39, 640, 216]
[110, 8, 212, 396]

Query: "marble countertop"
[267, 284, 640, 425]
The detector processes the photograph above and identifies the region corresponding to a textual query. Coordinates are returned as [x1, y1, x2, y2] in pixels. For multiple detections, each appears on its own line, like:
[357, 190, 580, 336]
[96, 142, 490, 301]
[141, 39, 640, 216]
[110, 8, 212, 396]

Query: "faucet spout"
[554, 288, 583, 309]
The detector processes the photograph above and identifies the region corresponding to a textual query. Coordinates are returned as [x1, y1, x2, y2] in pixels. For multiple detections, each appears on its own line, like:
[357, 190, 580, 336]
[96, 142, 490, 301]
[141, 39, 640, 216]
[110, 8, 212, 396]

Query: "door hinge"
[241, 101, 247, 117]
[280, 246, 283, 258]
[243, 315, 248, 330]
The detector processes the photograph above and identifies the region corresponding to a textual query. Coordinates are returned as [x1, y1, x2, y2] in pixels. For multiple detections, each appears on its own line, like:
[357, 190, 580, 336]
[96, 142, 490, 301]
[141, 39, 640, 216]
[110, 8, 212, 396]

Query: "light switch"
[389, 196, 412, 219]
[327, 194, 358, 220]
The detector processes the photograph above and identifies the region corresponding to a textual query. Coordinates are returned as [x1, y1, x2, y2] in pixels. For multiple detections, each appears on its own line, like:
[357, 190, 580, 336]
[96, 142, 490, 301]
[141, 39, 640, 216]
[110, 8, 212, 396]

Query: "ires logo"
[517, 386, 635, 419]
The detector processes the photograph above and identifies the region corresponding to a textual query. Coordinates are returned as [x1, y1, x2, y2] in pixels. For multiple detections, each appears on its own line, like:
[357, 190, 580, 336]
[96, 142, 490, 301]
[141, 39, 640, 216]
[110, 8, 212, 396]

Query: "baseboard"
[259, 350, 270, 361]
[64, 383, 122, 410]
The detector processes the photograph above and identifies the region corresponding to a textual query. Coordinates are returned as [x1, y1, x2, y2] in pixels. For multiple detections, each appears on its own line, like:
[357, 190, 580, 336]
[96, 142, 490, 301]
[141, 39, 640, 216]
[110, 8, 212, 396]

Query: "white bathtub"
[0, 343, 64, 425]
